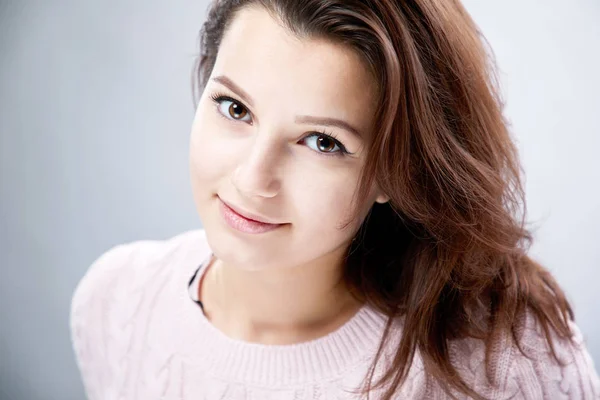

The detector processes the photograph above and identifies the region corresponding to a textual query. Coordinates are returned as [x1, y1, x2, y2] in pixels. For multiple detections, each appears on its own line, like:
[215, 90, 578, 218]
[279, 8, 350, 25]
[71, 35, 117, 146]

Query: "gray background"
[1, 0, 598, 398]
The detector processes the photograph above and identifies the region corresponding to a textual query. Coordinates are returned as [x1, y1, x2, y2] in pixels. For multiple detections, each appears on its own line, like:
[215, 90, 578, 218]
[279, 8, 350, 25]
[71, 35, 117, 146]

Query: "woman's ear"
[369, 183, 389, 204]
[374, 192, 390, 204]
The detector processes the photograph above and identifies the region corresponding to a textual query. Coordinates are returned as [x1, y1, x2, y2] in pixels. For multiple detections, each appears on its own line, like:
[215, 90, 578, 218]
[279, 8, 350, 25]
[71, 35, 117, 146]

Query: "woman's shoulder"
[69, 229, 209, 395]
[444, 311, 600, 399]
[70, 228, 208, 312]
[69, 229, 209, 342]
[502, 313, 600, 399]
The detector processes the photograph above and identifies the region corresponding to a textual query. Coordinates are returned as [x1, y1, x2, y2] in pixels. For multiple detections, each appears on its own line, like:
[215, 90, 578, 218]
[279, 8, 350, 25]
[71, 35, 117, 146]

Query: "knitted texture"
[70, 229, 600, 399]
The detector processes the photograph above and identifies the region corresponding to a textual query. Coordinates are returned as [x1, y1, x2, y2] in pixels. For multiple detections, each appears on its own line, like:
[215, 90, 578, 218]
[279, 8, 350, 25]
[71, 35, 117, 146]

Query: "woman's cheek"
[190, 115, 238, 181]
[298, 174, 359, 225]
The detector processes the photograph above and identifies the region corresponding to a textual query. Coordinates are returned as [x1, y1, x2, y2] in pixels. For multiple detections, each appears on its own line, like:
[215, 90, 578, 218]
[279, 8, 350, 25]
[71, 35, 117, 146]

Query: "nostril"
[231, 166, 281, 199]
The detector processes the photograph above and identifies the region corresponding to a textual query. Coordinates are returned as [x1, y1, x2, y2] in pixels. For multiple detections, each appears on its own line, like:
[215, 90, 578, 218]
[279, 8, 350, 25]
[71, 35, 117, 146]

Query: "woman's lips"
[219, 198, 284, 234]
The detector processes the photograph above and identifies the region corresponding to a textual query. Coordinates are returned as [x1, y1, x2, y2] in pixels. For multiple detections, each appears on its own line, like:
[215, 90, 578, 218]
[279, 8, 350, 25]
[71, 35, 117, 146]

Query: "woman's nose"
[231, 136, 282, 199]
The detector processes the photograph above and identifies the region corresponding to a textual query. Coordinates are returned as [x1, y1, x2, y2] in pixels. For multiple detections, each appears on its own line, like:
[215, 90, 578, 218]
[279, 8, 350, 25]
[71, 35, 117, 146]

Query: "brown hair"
[192, 0, 575, 398]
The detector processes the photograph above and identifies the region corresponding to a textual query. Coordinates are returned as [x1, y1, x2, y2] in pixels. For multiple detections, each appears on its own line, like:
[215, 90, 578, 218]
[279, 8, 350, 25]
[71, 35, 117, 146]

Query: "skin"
[188, 5, 389, 345]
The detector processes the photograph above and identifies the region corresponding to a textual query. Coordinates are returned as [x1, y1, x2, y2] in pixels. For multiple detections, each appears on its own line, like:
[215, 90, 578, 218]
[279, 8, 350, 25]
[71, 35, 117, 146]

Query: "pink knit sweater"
[70, 229, 600, 399]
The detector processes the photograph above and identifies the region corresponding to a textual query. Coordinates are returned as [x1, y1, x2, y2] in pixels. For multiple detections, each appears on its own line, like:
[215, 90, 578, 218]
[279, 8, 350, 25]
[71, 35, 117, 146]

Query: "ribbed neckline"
[169, 230, 390, 387]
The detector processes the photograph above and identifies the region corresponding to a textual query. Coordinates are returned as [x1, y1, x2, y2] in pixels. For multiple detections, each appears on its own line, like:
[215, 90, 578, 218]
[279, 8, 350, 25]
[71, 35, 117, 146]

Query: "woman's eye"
[303, 133, 344, 155]
[215, 97, 252, 122]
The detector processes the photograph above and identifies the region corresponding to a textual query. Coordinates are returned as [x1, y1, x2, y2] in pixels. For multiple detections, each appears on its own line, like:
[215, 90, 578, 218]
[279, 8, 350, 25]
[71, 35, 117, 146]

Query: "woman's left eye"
[302, 133, 348, 156]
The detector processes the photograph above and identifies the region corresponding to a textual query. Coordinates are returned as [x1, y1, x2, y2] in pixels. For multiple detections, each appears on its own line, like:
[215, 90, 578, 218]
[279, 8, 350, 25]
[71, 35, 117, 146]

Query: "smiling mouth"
[218, 197, 286, 234]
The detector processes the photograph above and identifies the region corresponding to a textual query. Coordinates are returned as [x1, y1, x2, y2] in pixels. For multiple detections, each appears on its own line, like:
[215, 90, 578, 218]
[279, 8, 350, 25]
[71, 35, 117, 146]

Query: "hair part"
[192, 1, 575, 398]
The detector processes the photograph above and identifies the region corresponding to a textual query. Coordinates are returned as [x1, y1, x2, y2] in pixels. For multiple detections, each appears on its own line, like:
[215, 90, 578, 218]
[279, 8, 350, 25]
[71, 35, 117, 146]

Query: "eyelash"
[209, 92, 351, 157]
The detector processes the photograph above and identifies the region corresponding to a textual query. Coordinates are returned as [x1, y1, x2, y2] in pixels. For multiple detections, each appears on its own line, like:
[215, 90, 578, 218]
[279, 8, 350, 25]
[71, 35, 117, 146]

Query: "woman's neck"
[198, 250, 365, 345]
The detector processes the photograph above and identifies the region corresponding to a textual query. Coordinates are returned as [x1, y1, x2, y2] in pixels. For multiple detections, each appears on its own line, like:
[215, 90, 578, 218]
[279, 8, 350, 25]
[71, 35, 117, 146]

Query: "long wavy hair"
[191, 1, 575, 398]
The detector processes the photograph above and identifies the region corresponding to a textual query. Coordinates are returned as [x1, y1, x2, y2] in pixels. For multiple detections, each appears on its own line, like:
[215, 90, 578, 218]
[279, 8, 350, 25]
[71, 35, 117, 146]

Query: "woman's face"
[189, 5, 387, 270]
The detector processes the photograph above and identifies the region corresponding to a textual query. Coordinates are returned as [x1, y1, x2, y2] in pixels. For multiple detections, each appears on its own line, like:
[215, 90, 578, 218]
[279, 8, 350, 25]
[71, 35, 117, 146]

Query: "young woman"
[70, 0, 600, 399]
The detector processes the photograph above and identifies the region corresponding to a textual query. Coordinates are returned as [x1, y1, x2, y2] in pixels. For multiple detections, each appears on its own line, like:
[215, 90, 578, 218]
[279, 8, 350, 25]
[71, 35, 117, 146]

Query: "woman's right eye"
[211, 94, 252, 123]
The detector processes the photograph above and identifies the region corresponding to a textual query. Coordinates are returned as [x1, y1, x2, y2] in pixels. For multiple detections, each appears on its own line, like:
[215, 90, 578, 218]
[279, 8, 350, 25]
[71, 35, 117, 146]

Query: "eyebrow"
[294, 115, 362, 139]
[212, 75, 255, 108]
[211, 75, 363, 139]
